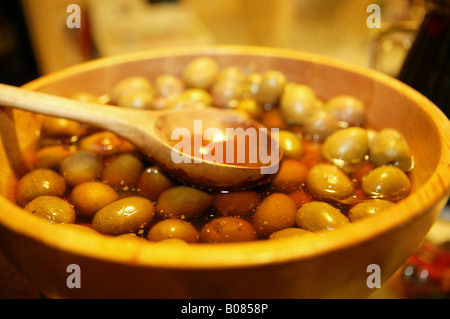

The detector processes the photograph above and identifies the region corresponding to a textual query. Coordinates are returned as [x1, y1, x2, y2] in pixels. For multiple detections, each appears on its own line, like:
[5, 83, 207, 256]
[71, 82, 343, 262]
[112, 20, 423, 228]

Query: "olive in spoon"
[0, 83, 281, 190]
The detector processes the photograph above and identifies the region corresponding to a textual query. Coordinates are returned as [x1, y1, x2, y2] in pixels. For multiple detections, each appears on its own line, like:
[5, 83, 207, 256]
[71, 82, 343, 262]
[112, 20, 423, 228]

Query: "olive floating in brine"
[296, 201, 349, 231]
[24, 195, 76, 224]
[16, 168, 67, 207]
[369, 128, 413, 172]
[361, 166, 411, 201]
[306, 163, 354, 201]
[200, 216, 258, 243]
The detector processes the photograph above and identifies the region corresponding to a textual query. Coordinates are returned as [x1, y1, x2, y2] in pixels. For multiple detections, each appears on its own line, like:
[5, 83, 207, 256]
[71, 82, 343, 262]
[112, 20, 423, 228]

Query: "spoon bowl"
[0, 83, 280, 189]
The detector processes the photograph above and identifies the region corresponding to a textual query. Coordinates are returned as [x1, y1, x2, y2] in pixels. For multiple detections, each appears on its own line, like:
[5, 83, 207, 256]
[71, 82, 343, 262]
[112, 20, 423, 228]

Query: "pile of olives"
[14, 57, 414, 244]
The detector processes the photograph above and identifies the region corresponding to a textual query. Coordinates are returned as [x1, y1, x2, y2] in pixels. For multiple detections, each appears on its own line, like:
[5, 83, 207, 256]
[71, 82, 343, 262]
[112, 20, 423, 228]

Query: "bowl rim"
[1, 44, 449, 269]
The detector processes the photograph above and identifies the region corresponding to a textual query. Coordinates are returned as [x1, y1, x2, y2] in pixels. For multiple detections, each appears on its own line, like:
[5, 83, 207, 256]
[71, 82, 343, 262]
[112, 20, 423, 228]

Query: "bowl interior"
[0, 45, 449, 270]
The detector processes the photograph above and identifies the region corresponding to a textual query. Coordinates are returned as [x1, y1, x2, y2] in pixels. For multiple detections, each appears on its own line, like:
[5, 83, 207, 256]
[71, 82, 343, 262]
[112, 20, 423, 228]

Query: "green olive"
[165, 88, 213, 109]
[306, 163, 354, 201]
[269, 227, 311, 240]
[156, 186, 213, 219]
[212, 190, 260, 218]
[183, 57, 219, 89]
[361, 166, 411, 201]
[296, 201, 349, 231]
[252, 193, 297, 237]
[369, 128, 413, 172]
[302, 109, 339, 142]
[200, 216, 258, 243]
[138, 166, 175, 201]
[16, 168, 67, 206]
[217, 66, 246, 83]
[71, 181, 118, 218]
[163, 96, 193, 110]
[154, 74, 184, 97]
[276, 130, 303, 159]
[180, 88, 213, 105]
[34, 145, 72, 170]
[92, 196, 155, 235]
[244, 72, 262, 97]
[348, 199, 396, 221]
[256, 70, 287, 107]
[321, 127, 369, 166]
[24, 196, 75, 224]
[60, 151, 103, 187]
[147, 219, 199, 243]
[211, 79, 244, 108]
[279, 83, 316, 125]
[110, 76, 153, 105]
[326, 95, 366, 126]
[117, 90, 154, 109]
[101, 153, 144, 189]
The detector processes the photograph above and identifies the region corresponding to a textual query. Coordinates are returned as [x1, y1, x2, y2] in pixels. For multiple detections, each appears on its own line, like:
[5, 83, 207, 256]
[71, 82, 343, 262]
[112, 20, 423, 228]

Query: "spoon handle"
[0, 83, 135, 130]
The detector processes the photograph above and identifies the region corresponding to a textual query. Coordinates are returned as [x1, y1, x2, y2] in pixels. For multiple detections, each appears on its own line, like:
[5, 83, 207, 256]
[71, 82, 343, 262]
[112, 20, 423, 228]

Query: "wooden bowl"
[0, 46, 449, 298]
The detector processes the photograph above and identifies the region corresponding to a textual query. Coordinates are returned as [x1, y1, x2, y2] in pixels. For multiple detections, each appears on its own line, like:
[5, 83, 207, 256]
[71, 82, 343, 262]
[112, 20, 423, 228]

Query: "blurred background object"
[370, 217, 450, 299]
[368, 0, 425, 77]
[17, 0, 425, 75]
[20, 0, 94, 75]
[87, 0, 215, 56]
[397, 0, 450, 119]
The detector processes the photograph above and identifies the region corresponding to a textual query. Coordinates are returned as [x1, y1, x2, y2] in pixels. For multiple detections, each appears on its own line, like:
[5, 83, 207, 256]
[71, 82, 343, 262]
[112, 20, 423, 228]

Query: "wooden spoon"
[0, 83, 281, 190]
